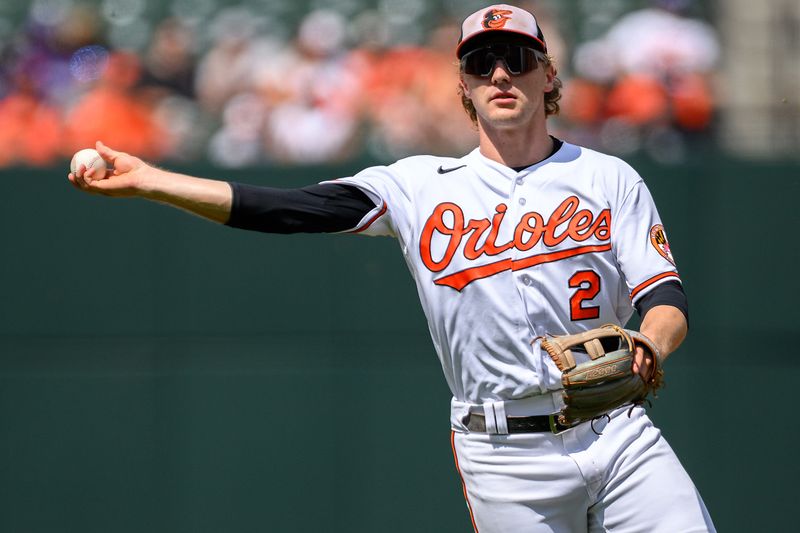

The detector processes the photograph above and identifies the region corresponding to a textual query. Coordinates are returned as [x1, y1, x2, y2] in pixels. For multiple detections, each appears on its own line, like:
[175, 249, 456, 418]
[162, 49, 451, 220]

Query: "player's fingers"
[631, 347, 650, 378]
[72, 164, 106, 191]
[72, 162, 85, 179]
[96, 141, 139, 175]
[76, 175, 119, 196]
[83, 165, 98, 179]
[70, 172, 94, 193]
[73, 164, 89, 187]
[96, 141, 121, 163]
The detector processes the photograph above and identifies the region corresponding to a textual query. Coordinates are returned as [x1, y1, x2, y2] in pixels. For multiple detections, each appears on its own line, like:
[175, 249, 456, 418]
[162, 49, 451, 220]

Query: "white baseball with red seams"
[70, 148, 107, 180]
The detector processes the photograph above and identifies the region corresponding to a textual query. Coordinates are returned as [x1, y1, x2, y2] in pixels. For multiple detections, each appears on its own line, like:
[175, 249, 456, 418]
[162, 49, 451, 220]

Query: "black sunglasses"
[461, 43, 543, 77]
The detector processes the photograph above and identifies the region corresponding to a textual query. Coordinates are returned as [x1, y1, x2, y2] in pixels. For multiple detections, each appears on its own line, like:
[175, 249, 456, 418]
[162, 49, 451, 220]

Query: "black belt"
[465, 413, 573, 434]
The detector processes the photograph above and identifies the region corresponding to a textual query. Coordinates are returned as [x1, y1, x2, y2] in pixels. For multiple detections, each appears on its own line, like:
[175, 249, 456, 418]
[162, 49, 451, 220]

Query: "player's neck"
[476, 120, 554, 169]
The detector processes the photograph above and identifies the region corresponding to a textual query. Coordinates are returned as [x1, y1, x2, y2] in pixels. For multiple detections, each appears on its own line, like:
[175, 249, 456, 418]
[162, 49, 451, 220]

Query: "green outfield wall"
[0, 154, 796, 532]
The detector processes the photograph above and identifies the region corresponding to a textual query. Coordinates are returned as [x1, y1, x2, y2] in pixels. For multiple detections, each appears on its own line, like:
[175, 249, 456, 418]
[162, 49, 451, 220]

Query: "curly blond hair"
[458, 54, 563, 126]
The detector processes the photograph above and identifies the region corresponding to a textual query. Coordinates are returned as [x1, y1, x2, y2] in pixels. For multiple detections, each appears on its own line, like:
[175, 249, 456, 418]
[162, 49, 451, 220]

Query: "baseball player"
[69, 4, 715, 532]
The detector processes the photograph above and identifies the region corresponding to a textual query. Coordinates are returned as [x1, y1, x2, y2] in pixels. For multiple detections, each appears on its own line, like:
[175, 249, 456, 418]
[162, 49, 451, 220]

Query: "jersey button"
[516, 177, 524, 185]
[519, 198, 527, 206]
[520, 274, 533, 286]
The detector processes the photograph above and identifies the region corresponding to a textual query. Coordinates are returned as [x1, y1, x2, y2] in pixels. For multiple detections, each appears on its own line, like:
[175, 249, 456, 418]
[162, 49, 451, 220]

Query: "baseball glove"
[539, 324, 663, 427]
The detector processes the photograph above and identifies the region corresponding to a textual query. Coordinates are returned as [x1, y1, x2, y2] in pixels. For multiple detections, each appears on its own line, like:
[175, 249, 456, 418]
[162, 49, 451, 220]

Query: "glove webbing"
[540, 324, 633, 372]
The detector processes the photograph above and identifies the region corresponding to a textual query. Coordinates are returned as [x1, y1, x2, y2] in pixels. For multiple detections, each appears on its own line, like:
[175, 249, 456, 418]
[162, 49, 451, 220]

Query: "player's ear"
[543, 62, 557, 93]
[459, 74, 471, 98]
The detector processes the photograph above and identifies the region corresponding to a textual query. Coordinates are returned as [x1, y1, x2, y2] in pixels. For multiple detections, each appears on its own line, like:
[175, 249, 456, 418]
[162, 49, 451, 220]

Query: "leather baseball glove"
[539, 324, 664, 427]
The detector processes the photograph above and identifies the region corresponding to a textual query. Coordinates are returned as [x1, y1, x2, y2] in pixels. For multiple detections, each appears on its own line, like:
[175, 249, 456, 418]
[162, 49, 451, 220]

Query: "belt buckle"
[548, 414, 569, 434]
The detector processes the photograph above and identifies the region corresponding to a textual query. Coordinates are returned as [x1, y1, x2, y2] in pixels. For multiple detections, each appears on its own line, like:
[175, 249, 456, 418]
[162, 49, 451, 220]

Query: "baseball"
[70, 148, 107, 179]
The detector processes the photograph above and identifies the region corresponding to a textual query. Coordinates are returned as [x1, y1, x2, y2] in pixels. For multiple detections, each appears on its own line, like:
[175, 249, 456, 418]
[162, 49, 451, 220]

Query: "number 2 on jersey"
[569, 270, 600, 321]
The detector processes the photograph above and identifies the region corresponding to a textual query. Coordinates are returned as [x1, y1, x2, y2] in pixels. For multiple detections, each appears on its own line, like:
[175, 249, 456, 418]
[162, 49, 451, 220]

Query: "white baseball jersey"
[333, 141, 679, 414]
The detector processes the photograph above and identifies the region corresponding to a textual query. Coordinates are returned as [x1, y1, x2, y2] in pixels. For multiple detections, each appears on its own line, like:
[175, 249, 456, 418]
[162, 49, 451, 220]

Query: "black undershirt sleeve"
[226, 182, 377, 234]
[634, 280, 689, 327]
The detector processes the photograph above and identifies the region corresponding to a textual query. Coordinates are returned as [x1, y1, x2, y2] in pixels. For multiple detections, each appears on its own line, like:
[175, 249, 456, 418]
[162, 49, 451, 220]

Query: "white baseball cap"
[457, 4, 547, 58]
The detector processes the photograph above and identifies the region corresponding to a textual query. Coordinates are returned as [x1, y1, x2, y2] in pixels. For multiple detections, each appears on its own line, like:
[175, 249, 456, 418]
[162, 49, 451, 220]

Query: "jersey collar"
[469, 137, 570, 176]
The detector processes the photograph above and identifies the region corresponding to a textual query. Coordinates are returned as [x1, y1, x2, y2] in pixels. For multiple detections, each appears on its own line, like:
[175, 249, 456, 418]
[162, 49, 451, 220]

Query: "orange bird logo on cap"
[482, 9, 513, 29]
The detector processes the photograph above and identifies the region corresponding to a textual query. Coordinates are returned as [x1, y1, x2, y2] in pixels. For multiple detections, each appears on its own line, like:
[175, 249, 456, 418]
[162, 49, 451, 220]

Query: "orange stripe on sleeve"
[350, 202, 387, 234]
[630, 272, 681, 301]
[451, 431, 479, 533]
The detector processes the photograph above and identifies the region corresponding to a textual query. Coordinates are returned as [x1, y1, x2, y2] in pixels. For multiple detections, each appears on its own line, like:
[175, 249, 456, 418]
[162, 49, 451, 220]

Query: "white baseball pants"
[451, 406, 715, 533]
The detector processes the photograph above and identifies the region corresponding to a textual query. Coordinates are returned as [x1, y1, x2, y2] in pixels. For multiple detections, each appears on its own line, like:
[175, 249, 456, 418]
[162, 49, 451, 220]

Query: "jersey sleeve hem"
[347, 201, 388, 234]
[630, 272, 681, 303]
[322, 177, 394, 236]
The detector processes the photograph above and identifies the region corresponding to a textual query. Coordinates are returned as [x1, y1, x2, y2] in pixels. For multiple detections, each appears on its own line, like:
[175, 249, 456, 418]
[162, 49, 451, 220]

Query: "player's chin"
[487, 108, 526, 127]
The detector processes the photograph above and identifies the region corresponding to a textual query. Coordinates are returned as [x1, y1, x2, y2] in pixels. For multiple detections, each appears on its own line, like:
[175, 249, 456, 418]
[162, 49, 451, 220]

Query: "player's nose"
[490, 59, 512, 84]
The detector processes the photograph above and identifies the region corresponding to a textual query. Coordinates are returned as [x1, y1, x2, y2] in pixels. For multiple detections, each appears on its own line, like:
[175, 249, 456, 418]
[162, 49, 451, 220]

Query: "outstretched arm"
[68, 142, 233, 224]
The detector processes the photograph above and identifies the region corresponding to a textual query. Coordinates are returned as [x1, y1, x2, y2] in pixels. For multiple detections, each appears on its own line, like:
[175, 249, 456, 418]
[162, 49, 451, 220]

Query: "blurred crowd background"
[0, 0, 796, 167]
